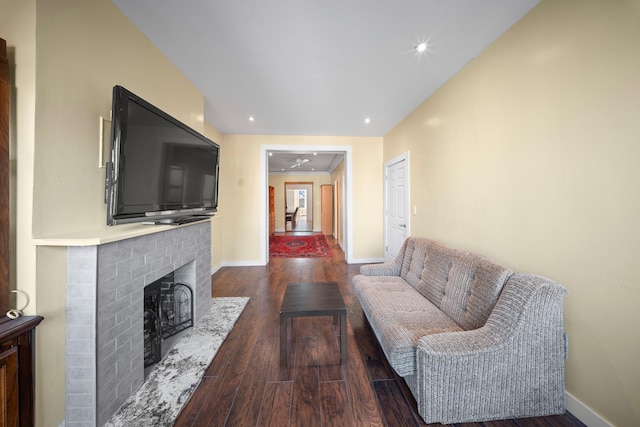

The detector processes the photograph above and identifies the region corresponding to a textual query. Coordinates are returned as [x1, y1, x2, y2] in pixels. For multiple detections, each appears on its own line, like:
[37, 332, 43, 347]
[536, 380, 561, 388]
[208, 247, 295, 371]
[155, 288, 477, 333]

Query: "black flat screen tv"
[105, 85, 220, 225]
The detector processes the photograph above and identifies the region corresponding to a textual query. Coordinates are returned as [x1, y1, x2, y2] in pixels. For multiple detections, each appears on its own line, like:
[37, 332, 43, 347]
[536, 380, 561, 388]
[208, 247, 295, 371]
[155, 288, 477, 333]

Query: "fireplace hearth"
[64, 221, 212, 426]
[143, 272, 194, 367]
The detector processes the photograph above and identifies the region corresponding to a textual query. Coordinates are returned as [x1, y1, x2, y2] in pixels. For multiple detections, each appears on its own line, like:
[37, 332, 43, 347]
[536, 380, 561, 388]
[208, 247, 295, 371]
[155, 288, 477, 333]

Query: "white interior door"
[385, 154, 409, 261]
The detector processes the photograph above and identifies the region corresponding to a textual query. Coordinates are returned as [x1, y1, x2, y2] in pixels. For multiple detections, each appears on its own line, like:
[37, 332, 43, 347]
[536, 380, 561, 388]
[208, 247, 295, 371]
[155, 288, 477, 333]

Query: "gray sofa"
[353, 237, 568, 424]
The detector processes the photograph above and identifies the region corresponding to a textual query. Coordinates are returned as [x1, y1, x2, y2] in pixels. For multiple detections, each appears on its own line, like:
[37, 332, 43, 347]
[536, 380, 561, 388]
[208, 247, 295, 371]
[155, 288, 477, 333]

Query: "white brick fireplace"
[64, 221, 211, 426]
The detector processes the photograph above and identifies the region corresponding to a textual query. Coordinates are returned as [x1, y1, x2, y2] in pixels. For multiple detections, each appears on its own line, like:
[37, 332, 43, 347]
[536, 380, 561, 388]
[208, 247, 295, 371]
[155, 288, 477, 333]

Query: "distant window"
[298, 190, 306, 209]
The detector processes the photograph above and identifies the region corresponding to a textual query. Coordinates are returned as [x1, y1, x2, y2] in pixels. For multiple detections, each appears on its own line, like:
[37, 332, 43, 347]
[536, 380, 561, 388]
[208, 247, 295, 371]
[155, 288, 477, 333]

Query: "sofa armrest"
[359, 261, 401, 276]
[413, 273, 568, 424]
[359, 238, 408, 276]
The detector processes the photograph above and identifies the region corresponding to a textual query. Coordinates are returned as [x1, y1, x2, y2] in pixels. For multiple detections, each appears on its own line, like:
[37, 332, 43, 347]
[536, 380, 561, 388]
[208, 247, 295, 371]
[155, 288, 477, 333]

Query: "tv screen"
[106, 85, 220, 225]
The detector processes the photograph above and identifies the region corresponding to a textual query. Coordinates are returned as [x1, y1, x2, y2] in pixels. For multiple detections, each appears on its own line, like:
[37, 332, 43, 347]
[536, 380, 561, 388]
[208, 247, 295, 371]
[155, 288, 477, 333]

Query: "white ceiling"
[268, 151, 344, 174]
[112, 0, 540, 140]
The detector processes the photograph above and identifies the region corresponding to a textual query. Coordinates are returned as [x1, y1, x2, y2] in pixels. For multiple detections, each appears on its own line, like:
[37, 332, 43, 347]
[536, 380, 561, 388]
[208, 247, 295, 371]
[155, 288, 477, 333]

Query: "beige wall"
[0, 0, 37, 317]
[35, 246, 67, 425]
[222, 134, 383, 263]
[3, 0, 382, 425]
[269, 174, 332, 232]
[203, 122, 224, 271]
[204, 120, 223, 146]
[384, 1, 640, 425]
[32, 0, 205, 239]
[2, 0, 212, 425]
[1, 0, 53, 424]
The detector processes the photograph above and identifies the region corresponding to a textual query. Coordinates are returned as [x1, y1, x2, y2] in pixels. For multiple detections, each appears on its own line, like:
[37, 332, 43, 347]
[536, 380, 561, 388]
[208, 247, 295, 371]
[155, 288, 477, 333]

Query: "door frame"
[384, 151, 410, 261]
[260, 144, 353, 264]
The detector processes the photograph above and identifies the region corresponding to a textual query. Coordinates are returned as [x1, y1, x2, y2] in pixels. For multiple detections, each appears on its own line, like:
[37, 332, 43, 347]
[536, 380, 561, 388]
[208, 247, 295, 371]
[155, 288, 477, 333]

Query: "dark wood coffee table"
[279, 281, 347, 367]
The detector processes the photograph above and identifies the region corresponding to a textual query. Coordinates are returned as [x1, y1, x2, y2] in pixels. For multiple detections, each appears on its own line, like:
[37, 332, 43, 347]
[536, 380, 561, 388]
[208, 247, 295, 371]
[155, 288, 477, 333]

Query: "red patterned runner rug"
[269, 235, 332, 258]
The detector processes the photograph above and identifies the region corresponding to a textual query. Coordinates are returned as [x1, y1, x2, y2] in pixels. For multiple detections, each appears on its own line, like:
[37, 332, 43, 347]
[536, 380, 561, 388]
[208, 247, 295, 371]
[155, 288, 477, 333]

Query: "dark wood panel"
[0, 346, 18, 427]
[174, 234, 585, 427]
[342, 326, 385, 427]
[224, 338, 275, 426]
[173, 375, 219, 425]
[319, 381, 352, 427]
[374, 379, 422, 427]
[1, 37, 10, 315]
[503, 418, 551, 427]
[185, 305, 260, 425]
[294, 334, 317, 368]
[257, 382, 292, 426]
[317, 317, 342, 382]
[291, 365, 320, 427]
[0, 316, 43, 427]
[482, 421, 520, 427]
[350, 308, 396, 380]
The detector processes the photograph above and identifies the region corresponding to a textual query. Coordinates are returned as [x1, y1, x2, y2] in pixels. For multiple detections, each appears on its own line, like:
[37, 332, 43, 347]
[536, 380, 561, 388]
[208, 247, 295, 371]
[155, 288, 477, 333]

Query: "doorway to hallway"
[285, 216, 313, 233]
[284, 181, 313, 232]
[260, 144, 353, 264]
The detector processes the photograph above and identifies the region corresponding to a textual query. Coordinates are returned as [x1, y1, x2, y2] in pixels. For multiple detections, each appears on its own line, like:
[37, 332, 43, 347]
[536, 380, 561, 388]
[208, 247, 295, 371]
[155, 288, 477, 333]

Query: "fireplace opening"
[143, 272, 194, 367]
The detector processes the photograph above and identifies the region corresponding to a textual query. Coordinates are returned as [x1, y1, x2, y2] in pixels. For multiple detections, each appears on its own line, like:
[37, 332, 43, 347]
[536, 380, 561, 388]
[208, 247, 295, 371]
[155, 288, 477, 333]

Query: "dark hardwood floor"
[175, 234, 585, 427]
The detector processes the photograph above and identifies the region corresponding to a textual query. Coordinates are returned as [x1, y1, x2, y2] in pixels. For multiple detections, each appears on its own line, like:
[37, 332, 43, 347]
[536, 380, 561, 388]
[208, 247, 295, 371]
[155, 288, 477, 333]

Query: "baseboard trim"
[211, 263, 223, 275]
[348, 257, 385, 264]
[566, 391, 613, 427]
[274, 228, 323, 233]
[220, 260, 266, 267]
[213, 257, 383, 269]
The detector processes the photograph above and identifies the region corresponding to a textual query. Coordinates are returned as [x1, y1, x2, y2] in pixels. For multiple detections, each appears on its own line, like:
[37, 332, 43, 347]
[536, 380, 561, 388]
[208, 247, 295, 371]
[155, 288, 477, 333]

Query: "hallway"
[286, 215, 313, 233]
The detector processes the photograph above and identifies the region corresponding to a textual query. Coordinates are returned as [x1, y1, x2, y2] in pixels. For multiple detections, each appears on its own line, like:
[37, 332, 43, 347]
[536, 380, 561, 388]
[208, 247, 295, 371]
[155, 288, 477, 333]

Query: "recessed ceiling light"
[415, 42, 428, 53]
[248, 116, 255, 122]
[364, 117, 371, 124]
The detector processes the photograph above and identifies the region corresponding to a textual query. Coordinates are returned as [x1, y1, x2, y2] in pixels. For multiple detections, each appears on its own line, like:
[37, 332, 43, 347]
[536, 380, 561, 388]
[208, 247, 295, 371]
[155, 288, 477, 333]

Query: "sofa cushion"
[352, 274, 406, 288]
[417, 249, 512, 331]
[399, 237, 429, 287]
[353, 275, 463, 377]
[396, 238, 512, 331]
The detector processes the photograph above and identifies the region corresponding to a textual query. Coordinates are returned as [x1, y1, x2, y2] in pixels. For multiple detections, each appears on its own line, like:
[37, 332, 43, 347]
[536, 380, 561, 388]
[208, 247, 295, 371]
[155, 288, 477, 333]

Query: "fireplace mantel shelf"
[32, 215, 221, 247]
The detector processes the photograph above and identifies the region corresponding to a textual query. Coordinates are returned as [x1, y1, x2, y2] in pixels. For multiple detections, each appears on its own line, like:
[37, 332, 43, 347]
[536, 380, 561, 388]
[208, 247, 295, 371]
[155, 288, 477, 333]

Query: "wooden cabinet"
[1, 38, 10, 314]
[321, 185, 333, 235]
[0, 341, 18, 426]
[0, 316, 43, 427]
[269, 186, 275, 235]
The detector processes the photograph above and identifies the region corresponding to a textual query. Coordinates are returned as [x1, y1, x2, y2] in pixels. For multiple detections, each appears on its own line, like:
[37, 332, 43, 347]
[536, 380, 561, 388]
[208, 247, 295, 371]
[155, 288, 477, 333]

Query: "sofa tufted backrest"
[399, 237, 430, 286]
[400, 237, 512, 331]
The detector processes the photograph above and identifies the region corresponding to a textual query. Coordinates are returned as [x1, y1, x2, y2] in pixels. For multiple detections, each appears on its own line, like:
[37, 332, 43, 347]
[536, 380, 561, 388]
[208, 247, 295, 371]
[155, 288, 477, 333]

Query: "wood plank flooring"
[175, 234, 586, 427]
